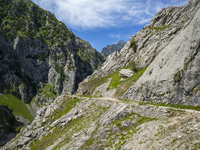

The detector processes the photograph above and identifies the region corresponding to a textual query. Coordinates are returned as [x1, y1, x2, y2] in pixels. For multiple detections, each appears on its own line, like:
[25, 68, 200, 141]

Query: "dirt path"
[69, 95, 200, 114]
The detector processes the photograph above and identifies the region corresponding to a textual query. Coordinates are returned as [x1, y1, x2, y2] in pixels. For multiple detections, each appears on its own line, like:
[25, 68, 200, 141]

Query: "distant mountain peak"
[101, 40, 126, 57]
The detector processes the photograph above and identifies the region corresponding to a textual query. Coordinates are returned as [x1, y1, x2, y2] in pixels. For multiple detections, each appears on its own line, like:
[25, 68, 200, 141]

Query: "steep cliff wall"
[77, 0, 200, 106]
[0, 0, 105, 105]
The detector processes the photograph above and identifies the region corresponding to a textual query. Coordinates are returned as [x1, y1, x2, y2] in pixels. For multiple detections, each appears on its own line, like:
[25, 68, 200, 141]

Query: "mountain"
[0, 0, 104, 145]
[101, 40, 126, 57]
[0, 0, 105, 105]
[77, 0, 200, 106]
[1, 0, 200, 149]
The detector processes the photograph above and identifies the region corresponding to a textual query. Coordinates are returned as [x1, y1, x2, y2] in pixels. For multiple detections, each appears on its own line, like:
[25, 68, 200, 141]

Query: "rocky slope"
[101, 40, 126, 57]
[2, 95, 200, 150]
[77, 0, 200, 106]
[1, 0, 200, 149]
[0, 0, 104, 105]
[0, 0, 104, 145]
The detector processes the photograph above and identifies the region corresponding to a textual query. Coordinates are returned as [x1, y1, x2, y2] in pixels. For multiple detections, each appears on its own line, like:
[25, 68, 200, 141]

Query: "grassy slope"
[29, 98, 108, 150]
[81, 67, 147, 96]
[0, 94, 33, 122]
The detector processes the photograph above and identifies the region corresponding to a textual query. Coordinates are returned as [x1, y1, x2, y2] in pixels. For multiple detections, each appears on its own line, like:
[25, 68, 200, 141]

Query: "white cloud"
[32, 0, 188, 30]
[109, 34, 121, 39]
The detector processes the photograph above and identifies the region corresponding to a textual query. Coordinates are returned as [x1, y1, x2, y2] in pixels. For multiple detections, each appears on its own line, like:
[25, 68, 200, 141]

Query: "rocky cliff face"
[101, 40, 126, 57]
[0, 0, 104, 144]
[77, 0, 200, 106]
[0, 0, 105, 105]
[1, 0, 200, 149]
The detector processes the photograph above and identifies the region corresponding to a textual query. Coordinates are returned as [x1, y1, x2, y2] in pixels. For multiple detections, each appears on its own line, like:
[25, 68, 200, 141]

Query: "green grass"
[81, 111, 157, 150]
[107, 67, 147, 95]
[0, 94, 33, 122]
[107, 71, 121, 90]
[38, 84, 56, 99]
[81, 70, 121, 95]
[194, 86, 200, 94]
[30, 101, 108, 150]
[115, 67, 147, 97]
[138, 102, 200, 111]
[45, 98, 81, 125]
[149, 25, 172, 32]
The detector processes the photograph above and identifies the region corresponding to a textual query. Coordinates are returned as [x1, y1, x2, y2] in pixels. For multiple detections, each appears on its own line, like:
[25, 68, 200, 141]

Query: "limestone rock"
[101, 40, 126, 57]
[77, 0, 200, 106]
[119, 69, 134, 78]
[123, 6, 200, 106]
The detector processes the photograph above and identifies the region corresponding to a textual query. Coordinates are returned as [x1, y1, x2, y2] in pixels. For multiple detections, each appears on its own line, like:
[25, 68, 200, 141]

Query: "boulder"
[119, 69, 134, 78]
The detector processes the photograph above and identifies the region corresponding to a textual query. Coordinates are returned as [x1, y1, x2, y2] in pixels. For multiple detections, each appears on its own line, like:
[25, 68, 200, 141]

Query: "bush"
[131, 39, 137, 52]
[173, 70, 182, 83]
[126, 60, 138, 72]
[15, 126, 22, 133]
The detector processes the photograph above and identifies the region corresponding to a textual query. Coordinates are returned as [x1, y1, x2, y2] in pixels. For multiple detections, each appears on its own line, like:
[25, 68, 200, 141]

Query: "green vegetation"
[194, 86, 200, 94]
[0, 105, 20, 135]
[44, 97, 82, 125]
[0, 0, 73, 50]
[51, 98, 81, 121]
[26, 53, 46, 61]
[81, 112, 157, 149]
[30, 98, 108, 150]
[149, 69, 153, 75]
[15, 126, 22, 133]
[192, 143, 200, 150]
[173, 70, 182, 83]
[125, 60, 138, 72]
[54, 63, 66, 83]
[82, 66, 146, 96]
[158, 93, 165, 97]
[131, 39, 137, 52]
[149, 25, 172, 32]
[115, 67, 147, 97]
[107, 71, 121, 90]
[0, 94, 33, 122]
[138, 101, 200, 111]
[37, 83, 56, 100]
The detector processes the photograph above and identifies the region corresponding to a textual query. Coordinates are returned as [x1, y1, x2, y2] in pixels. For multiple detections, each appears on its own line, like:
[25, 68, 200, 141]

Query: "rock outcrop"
[101, 40, 126, 57]
[0, 105, 21, 146]
[77, 0, 200, 106]
[2, 95, 200, 150]
[0, 0, 104, 145]
[123, 0, 200, 106]
[0, 0, 105, 105]
[1, 0, 200, 149]
[119, 69, 134, 78]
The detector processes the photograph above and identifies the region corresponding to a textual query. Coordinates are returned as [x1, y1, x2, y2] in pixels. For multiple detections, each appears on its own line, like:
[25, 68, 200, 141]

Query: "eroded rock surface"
[2, 96, 200, 150]
[77, 0, 200, 106]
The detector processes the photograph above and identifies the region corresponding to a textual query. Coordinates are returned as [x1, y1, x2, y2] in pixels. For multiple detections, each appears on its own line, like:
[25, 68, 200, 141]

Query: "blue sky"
[31, 0, 188, 52]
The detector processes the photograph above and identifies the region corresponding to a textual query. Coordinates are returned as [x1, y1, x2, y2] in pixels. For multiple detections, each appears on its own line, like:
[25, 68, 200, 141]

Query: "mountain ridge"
[77, 0, 200, 106]
[1, 0, 200, 149]
[101, 40, 126, 57]
[0, 0, 104, 145]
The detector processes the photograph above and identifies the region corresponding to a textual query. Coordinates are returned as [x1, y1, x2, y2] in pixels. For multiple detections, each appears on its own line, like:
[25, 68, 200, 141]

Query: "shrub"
[37, 53, 45, 61]
[173, 70, 182, 83]
[15, 126, 22, 133]
[149, 69, 153, 75]
[126, 60, 138, 72]
[131, 39, 137, 52]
